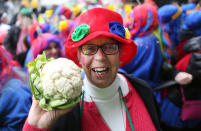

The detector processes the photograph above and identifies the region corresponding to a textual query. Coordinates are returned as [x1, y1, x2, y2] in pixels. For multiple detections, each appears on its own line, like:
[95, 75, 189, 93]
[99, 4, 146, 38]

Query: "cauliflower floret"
[41, 58, 83, 100]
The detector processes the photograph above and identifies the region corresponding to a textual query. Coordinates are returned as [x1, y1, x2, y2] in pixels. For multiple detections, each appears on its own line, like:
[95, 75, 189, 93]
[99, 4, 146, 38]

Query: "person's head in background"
[158, 4, 183, 48]
[180, 11, 201, 39]
[158, 4, 183, 64]
[45, 40, 60, 59]
[0, 12, 10, 31]
[65, 8, 137, 88]
[0, 12, 8, 24]
[16, 8, 33, 30]
[24, 33, 64, 67]
[177, 10, 201, 61]
[9, 7, 32, 26]
[188, 0, 200, 4]
[130, 1, 158, 39]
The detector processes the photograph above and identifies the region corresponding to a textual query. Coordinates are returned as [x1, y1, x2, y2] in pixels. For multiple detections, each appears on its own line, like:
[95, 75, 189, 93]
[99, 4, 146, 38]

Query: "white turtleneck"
[83, 73, 129, 131]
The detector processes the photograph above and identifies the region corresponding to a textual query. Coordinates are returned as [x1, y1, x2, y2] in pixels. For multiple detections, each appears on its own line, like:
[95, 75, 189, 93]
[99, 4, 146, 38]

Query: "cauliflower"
[27, 52, 83, 111]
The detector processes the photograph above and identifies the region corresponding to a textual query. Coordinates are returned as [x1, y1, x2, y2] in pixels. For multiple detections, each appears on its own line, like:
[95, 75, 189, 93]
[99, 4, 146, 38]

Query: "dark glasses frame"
[79, 43, 120, 55]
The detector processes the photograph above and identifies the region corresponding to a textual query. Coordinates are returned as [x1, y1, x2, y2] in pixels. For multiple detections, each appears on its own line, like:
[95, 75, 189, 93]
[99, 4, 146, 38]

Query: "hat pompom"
[72, 24, 90, 42]
[125, 28, 130, 39]
[109, 21, 125, 39]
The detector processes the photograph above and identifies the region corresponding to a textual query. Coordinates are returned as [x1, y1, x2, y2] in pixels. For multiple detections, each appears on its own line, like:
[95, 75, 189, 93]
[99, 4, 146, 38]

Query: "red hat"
[65, 8, 137, 67]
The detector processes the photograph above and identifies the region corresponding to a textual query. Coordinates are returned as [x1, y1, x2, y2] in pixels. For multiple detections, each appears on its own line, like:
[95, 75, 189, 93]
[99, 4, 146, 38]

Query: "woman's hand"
[175, 72, 193, 85]
[27, 97, 73, 129]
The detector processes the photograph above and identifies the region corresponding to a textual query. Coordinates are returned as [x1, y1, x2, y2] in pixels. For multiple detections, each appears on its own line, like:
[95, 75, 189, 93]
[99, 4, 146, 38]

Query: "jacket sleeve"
[23, 119, 50, 131]
[161, 64, 180, 81]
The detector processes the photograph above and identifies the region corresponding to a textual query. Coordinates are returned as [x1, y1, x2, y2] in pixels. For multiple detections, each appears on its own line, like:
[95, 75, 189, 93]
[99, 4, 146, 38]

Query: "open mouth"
[92, 67, 109, 76]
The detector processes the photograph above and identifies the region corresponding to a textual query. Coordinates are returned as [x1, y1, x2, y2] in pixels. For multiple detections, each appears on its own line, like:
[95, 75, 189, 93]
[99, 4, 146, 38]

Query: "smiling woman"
[78, 36, 120, 88]
[23, 8, 161, 131]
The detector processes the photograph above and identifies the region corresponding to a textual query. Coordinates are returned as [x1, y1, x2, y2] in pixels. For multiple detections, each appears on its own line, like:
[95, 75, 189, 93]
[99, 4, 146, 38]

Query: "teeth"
[97, 72, 105, 75]
[93, 67, 107, 72]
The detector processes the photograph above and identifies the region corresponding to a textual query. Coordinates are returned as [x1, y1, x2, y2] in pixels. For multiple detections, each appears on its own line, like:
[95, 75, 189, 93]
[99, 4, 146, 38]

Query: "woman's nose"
[94, 48, 106, 60]
[51, 47, 58, 53]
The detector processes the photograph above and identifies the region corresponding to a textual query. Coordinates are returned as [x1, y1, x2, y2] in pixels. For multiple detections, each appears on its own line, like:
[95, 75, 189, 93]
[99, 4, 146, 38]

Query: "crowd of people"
[0, 0, 201, 130]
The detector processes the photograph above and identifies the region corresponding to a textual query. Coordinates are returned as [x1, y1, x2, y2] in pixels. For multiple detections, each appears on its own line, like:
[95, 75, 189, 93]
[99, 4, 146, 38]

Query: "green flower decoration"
[20, 8, 32, 16]
[72, 24, 90, 41]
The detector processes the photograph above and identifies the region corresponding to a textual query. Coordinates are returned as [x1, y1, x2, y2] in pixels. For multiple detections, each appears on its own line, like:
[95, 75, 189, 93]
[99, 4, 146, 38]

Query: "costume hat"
[65, 8, 137, 67]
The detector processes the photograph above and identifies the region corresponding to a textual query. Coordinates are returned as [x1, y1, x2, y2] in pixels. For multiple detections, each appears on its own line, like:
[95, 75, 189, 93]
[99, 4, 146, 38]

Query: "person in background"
[24, 33, 65, 67]
[158, 4, 183, 65]
[0, 12, 10, 31]
[23, 8, 161, 131]
[119, 2, 192, 130]
[15, 8, 33, 59]
[120, 1, 192, 93]
[162, 10, 201, 130]
[120, 1, 166, 88]
[158, 4, 201, 130]
[0, 46, 32, 131]
[5, 0, 15, 23]
[3, 7, 33, 67]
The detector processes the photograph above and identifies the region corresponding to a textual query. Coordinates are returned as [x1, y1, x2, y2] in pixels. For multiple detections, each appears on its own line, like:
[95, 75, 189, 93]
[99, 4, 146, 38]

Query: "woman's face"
[45, 42, 60, 59]
[78, 36, 120, 88]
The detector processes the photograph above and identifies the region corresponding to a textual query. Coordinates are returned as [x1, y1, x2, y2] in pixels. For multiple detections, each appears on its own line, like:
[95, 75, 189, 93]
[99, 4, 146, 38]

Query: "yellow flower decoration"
[31, 0, 38, 9]
[21, 0, 29, 8]
[107, 4, 115, 11]
[73, 5, 82, 16]
[46, 10, 53, 19]
[125, 28, 130, 39]
[124, 4, 132, 15]
[59, 20, 69, 32]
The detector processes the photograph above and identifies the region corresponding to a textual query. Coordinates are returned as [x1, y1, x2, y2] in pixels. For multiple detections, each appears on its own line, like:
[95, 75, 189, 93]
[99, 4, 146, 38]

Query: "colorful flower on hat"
[125, 28, 130, 39]
[46, 10, 54, 19]
[107, 4, 115, 11]
[31, 0, 38, 9]
[109, 21, 126, 39]
[73, 5, 83, 16]
[59, 20, 69, 32]
[72, 24, 90, 42]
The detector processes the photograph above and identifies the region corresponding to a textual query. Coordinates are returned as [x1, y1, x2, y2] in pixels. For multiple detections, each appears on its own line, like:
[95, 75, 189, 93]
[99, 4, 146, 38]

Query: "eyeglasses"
[80, 43, 120, 55]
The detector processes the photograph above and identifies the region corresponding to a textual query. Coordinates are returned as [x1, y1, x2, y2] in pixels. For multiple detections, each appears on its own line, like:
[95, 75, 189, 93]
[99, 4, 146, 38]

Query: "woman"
[121, 2, 165, 89]
[24, 33, 65, 67]
[23, 8, 160, 131]
[0, 46, 32, 131]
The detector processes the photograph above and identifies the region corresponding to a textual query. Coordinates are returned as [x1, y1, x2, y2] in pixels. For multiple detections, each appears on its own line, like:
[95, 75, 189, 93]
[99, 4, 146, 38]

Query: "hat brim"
[65, 31, 137, 67]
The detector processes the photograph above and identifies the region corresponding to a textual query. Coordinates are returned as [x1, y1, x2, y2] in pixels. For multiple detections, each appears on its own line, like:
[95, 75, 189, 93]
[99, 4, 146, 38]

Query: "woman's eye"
[104, 45, 115, 50]
[83, 49, 89, 54]
[87, 47, 94, 50]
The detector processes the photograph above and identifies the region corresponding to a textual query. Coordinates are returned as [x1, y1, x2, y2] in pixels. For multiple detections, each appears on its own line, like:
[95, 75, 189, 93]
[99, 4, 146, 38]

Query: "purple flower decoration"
[109, 21, 125, 39]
